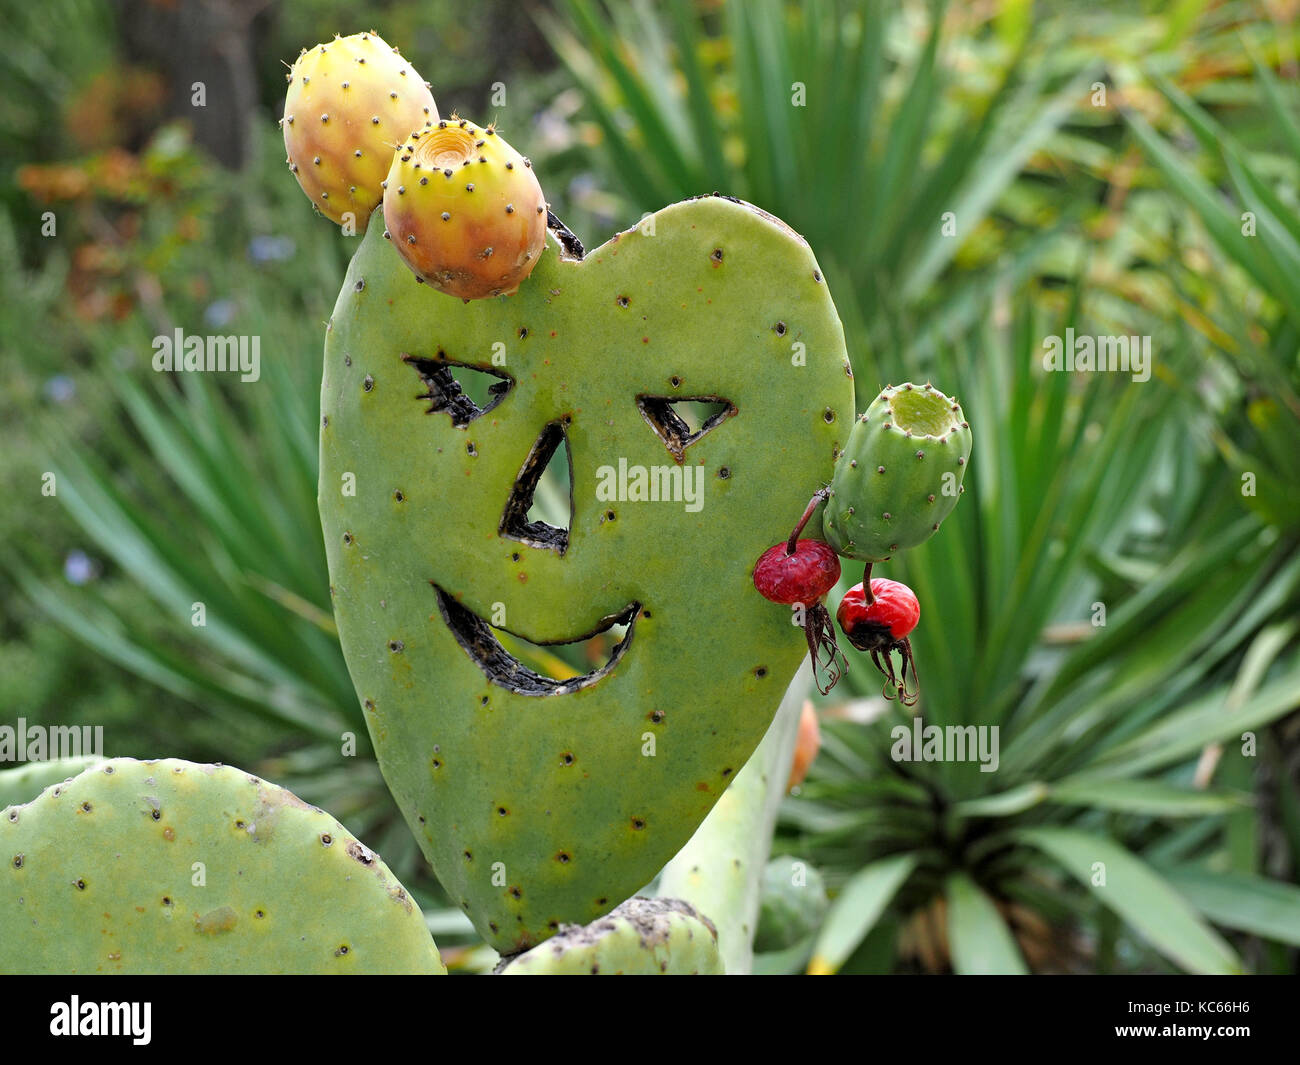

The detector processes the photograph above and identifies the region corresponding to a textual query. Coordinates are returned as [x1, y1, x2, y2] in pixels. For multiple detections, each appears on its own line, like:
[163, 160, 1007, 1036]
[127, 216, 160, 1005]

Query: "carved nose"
[499, 420, 573, 554]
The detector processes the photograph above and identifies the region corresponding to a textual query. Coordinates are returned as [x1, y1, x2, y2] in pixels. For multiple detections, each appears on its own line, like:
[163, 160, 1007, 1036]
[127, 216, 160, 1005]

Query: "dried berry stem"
[786, 487, 831, 556]
[805, 602, 847, 695]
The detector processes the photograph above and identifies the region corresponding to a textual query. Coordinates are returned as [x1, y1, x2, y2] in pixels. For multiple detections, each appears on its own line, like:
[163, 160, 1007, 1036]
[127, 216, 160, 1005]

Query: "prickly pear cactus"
[319, 194, 854, 952]
[0, 758, 444, 974]
[496, 897, 723, 974]
[656, 668, 805, 974]
[824, 383, 971, 561]
[0, 756, 102, 809]
[754, 855, 828, 953]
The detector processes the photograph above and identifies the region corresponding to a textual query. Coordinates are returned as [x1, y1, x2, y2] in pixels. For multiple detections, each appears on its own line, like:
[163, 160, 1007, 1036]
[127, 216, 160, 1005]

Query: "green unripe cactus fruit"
[497, 897, 723, 974]
[283, 32, 437, 229]
[754, 855, 828, 953]
[383, 118, 547, 299]
[319, 194, 854, 953]
[824, 383, 971, 561]
[0, 758, 445, 974]
[0, 756, 102, 809]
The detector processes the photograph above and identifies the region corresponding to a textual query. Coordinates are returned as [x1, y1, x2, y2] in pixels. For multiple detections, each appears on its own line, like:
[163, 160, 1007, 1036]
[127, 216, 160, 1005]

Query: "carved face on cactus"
[320, 195, 853, 952]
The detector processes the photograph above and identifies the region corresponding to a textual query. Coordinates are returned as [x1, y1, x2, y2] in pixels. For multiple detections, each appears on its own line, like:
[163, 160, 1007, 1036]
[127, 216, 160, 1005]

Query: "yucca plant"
[540, 0, 1291, 377]
[1115, 51, 1300, 970]
[540, 0, 1164, 383]
[1124, 58, 1300, 533]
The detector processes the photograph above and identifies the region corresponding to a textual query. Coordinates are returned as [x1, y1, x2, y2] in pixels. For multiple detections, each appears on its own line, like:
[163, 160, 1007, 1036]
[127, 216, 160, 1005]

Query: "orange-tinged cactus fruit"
[382, 118, 547, 299]
[786, 700, 821, 792]
[282, 32, 437, 229]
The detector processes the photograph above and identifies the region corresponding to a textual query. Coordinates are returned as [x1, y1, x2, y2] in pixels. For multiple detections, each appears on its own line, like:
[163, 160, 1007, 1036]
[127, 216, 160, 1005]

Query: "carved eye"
[404, 351, 514, 428]
[636, 396, 736, 461]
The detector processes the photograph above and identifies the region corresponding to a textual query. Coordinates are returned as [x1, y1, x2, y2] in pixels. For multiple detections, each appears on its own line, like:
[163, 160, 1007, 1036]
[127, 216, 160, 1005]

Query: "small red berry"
[752, 538, 845, 695]
[753, 540, 841, 605]
[836, 578, 919, 643]
[836, 578, 921, 706]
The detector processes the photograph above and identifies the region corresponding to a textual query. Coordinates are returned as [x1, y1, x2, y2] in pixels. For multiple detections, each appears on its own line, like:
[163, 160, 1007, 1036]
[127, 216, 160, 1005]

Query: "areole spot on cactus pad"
[319, 195, 853, 952]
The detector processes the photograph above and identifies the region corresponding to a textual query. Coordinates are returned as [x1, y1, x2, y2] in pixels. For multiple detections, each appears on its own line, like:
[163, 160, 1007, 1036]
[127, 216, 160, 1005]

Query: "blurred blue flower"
[64, 549, 97, 586]
[567, 173, 598, 199]
[204, 299, 237, 328]
[248, 235, 296, 264]
[43, 375, 76, 404]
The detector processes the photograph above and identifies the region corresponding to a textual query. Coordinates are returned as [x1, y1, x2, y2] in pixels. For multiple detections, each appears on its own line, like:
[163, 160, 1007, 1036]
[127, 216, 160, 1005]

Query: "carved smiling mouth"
[434, 587, 640, 696]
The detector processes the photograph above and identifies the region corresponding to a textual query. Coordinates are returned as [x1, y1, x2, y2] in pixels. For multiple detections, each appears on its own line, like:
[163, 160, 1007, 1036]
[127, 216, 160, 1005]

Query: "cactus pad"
[319, 194, 854, 952]
[497, 896, 723, 974]
[0, 756, 102, 809]
[824, 383, 971, 561]
[0, 758, 444, 974]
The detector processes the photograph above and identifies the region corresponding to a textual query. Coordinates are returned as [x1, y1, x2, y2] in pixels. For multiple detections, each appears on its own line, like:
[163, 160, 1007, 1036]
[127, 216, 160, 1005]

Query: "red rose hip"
[753, 539, 841, 604]
[836, 578, 919, 643]
[752, 538, 845, 695]
[836, 578, 921, 705]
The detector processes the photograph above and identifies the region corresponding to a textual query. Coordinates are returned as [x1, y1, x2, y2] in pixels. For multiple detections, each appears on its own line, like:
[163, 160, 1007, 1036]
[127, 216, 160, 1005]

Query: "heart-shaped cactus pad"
[320, 195, 853, 952]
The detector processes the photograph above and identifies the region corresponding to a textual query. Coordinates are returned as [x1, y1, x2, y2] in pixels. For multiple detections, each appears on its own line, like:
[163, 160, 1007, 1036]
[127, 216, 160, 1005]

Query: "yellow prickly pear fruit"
[282, 31, 437, 229]
[382, 117, 547, 299]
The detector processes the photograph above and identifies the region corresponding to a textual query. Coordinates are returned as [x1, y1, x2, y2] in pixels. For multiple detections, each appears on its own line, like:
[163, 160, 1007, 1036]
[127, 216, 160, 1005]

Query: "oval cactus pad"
[320, 195, 854, 952]
[0, 758, 444, 974]
[498, 896, 723, 974]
